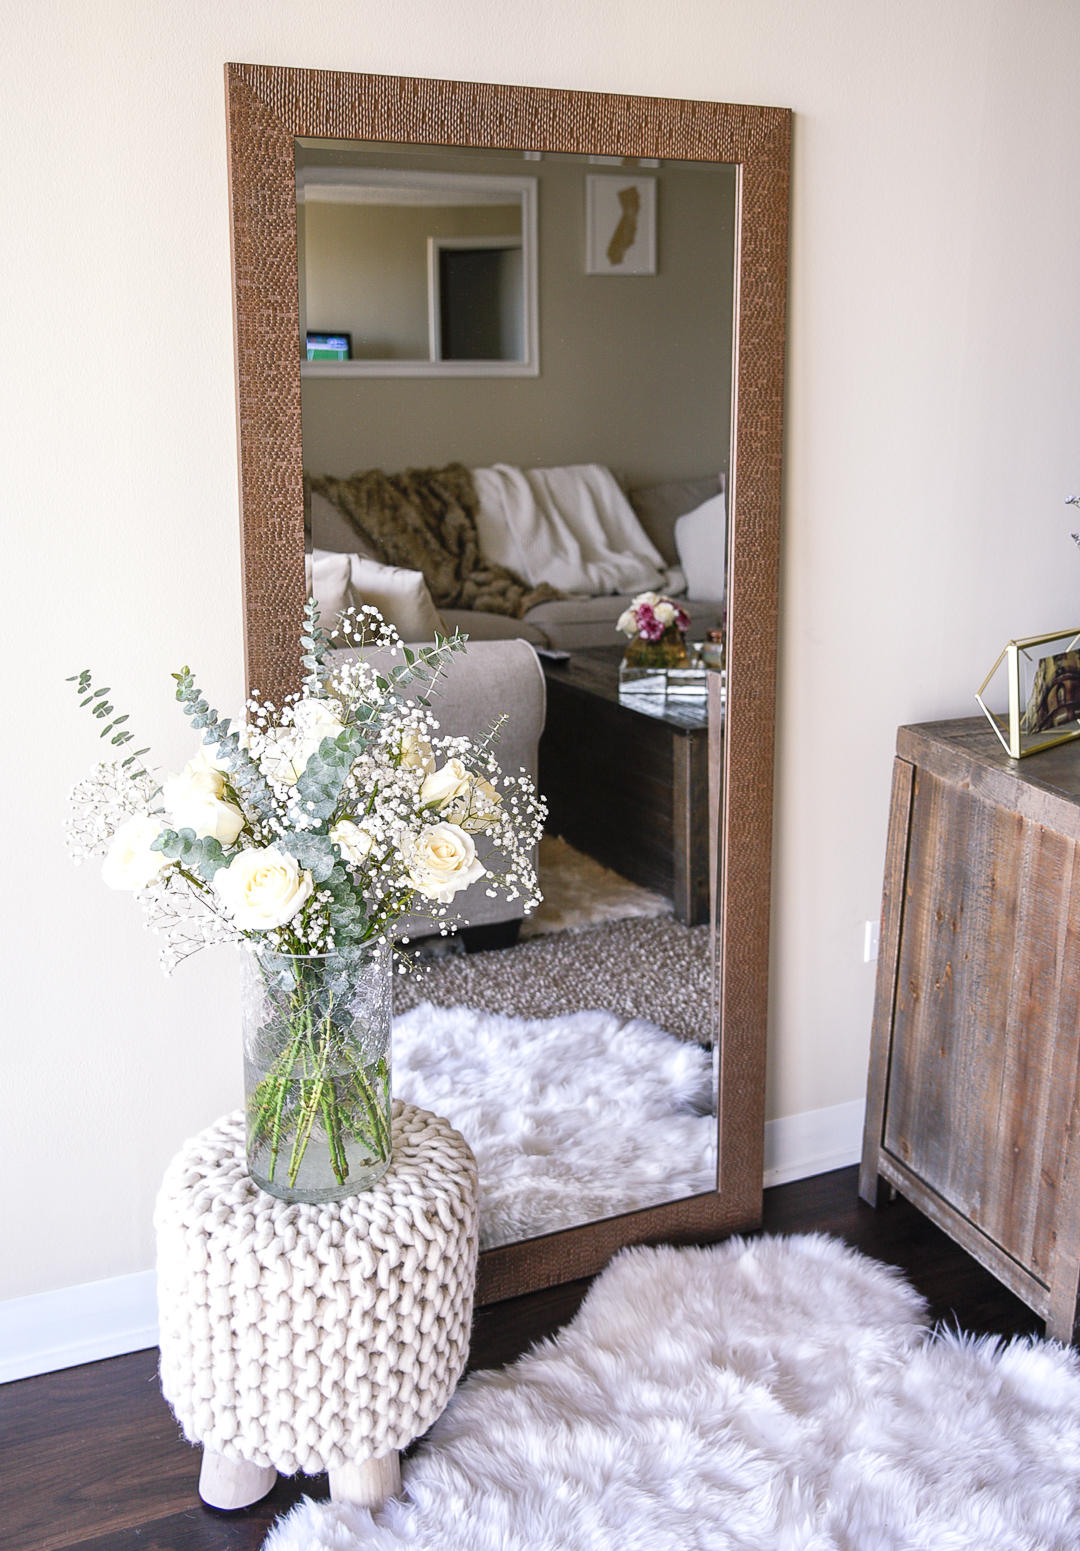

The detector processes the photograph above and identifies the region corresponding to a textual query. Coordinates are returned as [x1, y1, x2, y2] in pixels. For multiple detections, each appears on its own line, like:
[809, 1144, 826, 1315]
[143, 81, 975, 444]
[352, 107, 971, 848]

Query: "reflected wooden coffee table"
[538, 645, 714, 926]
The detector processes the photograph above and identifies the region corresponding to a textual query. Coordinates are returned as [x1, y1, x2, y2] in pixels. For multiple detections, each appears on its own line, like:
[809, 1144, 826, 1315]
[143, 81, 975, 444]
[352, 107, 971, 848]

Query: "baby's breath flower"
[67, 611, 544, 972]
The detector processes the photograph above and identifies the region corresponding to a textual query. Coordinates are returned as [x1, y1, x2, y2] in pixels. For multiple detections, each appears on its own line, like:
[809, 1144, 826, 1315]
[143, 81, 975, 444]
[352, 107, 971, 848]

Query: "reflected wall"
[297, 144, 736, 488]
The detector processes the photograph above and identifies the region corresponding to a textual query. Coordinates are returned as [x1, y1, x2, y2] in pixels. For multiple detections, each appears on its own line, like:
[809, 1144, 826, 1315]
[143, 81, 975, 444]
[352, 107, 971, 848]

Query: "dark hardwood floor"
[1, 1167, 1045, 1551]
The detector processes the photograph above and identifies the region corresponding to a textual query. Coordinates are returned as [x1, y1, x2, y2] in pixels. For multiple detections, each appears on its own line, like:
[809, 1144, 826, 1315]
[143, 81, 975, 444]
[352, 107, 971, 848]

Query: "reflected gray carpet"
[395, 915, 713, 1047]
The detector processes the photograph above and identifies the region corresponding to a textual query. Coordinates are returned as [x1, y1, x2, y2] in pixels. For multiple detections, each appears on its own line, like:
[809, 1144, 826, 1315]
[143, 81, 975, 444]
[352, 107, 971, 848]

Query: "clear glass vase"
[619, 627, 690, 694]
[241, 944, 392, 1203]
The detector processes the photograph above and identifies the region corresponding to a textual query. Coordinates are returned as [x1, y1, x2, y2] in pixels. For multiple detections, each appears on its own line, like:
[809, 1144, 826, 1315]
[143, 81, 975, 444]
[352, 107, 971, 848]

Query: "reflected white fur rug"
[392, 1003, 716, 1250]
[264, 1234, 1080, 1551]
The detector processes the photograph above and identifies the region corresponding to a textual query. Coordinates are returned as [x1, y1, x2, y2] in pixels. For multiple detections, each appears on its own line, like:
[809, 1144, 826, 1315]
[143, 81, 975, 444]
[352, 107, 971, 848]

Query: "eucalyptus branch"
[66, 669, 152, 777]
[300, 595, 333, 692]
[360, 630, 466, 700]
[473, 713, 509, 760]
[170, 666, 277, 815]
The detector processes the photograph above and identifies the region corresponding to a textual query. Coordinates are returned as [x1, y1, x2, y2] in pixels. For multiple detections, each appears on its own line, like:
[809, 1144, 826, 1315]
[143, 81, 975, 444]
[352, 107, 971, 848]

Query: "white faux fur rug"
[264, 1234, 1080, 1551]
[519, 834, 671, 938]
[393, 1003, 716, 1250]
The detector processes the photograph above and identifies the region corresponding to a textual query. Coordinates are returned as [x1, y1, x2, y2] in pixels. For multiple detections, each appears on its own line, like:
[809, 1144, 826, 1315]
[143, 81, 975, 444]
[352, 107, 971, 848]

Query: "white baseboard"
[763, 1098, 865, 1188]
[1, 1100, 867, 1385]
[0, 1269, 158, 1385]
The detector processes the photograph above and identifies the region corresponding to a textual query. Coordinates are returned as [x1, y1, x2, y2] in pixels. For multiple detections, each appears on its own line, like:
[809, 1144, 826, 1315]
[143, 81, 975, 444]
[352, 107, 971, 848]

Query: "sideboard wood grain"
[861, 717, 1080, 1341]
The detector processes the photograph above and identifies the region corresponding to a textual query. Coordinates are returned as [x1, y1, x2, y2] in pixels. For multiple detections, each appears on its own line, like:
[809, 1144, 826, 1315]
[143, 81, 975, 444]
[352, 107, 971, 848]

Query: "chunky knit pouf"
[154, 1103, 478, 1511]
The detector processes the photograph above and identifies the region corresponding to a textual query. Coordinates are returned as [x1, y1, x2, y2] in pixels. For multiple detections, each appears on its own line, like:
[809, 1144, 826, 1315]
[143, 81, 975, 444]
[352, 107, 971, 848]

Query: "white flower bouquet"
[67, 602, 545, 1199]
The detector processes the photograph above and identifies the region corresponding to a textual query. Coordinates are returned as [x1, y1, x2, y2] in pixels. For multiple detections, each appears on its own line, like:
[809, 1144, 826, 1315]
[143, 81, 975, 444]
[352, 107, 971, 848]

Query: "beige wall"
[4, 0, 1080, 1301]
[300, 153, 736, 486]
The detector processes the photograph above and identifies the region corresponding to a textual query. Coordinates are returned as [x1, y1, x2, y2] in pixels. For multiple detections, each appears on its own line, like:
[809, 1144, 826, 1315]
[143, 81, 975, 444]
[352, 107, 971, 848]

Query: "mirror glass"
[294, 137, 737, 1252]
[296, 157, 538, 373]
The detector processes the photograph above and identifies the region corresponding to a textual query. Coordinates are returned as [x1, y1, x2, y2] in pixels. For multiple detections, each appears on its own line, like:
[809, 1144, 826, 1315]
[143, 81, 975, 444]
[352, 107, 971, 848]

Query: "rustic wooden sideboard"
[860, 717, 1080, 1342]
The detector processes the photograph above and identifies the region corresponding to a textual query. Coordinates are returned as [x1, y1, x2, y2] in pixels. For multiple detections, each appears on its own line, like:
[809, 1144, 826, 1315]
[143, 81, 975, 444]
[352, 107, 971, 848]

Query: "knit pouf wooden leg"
[328, 1452, 402, 1509]
[198, 1449, 277, 1510]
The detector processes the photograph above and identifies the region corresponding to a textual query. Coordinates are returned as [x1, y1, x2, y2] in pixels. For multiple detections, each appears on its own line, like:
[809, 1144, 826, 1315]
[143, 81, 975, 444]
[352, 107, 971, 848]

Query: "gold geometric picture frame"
[977, 628, 1080, 758]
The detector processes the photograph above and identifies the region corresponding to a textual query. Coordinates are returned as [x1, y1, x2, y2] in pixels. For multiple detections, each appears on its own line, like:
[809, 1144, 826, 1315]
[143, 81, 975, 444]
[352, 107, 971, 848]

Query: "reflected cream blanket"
[472, 463, 668, 596]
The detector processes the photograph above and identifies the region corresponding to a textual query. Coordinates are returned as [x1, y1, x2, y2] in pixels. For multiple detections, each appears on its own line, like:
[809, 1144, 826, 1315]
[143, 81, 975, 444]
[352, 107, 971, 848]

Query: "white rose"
[616, 608, 638, 637]
[330, 819, 374, 865]
[162, 769, 246, 845]
[420, 758, 471, 809]
[448, 776, 502, 833]
[101, 815, 172, 890]
[294, 696, 346, 750]
[186, 743, 231, 777]
[163, 764, 226, 804]
[407, 822, 487, 903]
[630, 591, 660, 609]
[258, 728, 305, 785]
[654, 601, 677, 627]
[213, 846, 314, 929]
[399, 729, 435, 773]
[472, 777, 502, 827]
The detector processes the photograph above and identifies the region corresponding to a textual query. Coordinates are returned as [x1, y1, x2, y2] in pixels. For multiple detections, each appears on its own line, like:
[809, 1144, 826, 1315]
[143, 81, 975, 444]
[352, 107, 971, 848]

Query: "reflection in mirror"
[295, 138, 736, 1252]
[296, 157, 538, 374]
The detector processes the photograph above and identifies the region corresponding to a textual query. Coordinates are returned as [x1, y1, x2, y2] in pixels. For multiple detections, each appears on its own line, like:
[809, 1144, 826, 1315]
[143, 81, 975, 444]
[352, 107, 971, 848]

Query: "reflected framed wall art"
[586, 174, 657, 274]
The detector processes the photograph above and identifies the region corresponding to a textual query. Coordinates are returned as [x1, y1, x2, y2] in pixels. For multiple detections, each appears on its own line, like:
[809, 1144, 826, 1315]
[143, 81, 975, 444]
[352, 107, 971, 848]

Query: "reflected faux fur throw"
[308, 464, 560, 618]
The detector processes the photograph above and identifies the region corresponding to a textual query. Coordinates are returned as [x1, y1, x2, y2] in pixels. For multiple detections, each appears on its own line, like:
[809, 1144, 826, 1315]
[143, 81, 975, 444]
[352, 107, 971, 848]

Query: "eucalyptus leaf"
[280, 831, 338, 882]
[293, 728, 363, 821]
[151, 827, 229, 882]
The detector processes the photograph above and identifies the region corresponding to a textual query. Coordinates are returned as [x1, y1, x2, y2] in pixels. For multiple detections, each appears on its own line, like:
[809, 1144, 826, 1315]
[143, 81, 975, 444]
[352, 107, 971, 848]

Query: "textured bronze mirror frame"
[224, 63, 790, 1304]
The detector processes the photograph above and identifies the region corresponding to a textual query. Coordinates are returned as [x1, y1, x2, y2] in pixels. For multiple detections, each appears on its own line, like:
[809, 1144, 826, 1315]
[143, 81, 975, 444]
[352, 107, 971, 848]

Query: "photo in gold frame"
[977, 629, 1080, 759]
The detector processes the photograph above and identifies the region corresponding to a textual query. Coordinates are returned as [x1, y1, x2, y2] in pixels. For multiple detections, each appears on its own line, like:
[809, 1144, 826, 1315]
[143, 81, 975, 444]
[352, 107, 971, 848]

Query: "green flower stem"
[350, 1058, 391, 1159]
[246, 957, 392, 1194]
[302, 997, 350, 1188]
[319, 1084, 346, 1184]
[286, 1003, 329, 1184]
[311, 997, 352, 1187]
[287, 1073, 327, 1185]
[247, 1016, 309, 1174]
[267, 1061, 291, 1182]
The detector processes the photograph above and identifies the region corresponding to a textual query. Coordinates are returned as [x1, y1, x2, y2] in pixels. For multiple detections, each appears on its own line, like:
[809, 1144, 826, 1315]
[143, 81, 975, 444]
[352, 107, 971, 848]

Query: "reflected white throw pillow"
[305, 550, 353, 637]
[348, 555, 447, 641]
[674, 492, 727, 602]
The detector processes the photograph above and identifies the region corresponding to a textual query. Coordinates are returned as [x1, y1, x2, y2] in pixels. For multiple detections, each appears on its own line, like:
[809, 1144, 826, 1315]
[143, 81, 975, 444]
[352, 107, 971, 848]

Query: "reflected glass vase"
[619, 627, 690, 692]
[241, 943, 392, 1204]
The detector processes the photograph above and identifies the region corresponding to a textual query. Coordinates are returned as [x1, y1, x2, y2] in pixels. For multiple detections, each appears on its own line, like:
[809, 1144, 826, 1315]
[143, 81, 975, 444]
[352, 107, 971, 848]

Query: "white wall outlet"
[863, 920, 881, 963]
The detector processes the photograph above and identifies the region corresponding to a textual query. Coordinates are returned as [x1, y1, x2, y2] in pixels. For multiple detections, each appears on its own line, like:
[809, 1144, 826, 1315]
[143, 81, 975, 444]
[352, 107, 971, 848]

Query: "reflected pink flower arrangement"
[616, 592, 691, 642]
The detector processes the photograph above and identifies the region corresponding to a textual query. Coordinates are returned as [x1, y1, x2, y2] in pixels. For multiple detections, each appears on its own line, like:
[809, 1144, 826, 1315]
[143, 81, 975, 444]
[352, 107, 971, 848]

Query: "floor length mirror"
[225, 66, 789, 1301]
